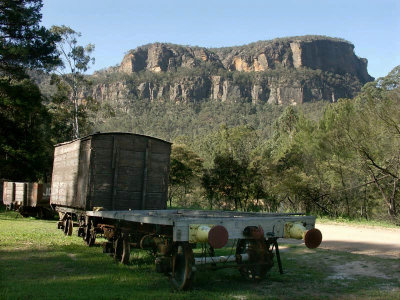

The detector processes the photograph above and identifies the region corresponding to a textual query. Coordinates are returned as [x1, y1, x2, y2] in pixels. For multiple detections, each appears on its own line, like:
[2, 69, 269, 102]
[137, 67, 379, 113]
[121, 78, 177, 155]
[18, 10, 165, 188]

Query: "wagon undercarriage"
[57, 208, 322, 290]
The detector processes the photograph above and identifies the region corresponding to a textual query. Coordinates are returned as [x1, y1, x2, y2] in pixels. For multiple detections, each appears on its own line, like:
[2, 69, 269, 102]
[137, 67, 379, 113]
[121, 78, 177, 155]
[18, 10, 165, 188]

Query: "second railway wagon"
[3, 181, 52, 218]
[52, 132, 322, 290]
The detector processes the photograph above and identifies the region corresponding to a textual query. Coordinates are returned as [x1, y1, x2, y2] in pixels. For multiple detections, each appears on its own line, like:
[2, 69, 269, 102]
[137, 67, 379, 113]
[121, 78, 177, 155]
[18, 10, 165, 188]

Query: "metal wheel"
[37, 208, 44, 219]
[63, 218, 73, 236]
[66, 218, 73, 236]
[236, 239, 274, 281]
[84, 219, 96, 246]
[113, 234, 130, 264]
[169, 242, 195, 290]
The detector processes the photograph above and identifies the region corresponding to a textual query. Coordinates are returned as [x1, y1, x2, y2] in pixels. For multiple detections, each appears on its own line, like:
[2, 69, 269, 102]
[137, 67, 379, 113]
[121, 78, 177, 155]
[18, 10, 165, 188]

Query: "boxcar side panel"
[26, 183, 38, 207]
[2, 182, 15, 205]
[14, 182, 27, 205]
[76, 139, 91, 210]
[145, 141, 170, 209]
[50, 140, 81, 208]
[90, 135, 114, 210]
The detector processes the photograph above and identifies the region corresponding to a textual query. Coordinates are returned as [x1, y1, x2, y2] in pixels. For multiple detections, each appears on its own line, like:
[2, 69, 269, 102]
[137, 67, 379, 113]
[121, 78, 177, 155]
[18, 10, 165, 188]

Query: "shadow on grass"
[1, 242, 399, 300]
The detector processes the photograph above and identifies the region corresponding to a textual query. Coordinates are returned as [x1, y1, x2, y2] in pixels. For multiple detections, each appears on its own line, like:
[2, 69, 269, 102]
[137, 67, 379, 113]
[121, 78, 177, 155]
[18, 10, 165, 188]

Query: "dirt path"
[315, 222, 400, 258]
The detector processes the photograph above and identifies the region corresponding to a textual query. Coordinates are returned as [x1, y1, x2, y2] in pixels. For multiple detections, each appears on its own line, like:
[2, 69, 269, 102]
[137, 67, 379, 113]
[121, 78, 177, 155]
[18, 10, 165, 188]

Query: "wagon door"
[112, 134, 144, 210]
[76, 139, 91, 210]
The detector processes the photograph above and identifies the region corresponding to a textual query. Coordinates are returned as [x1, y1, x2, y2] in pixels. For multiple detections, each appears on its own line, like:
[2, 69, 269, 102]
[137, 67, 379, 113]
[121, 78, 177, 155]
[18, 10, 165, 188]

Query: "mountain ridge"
[86, 35, 373, 105]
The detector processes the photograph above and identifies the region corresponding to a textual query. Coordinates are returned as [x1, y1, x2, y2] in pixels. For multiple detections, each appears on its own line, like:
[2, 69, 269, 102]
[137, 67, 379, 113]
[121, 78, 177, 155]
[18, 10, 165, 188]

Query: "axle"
[194, 253, 249, 265]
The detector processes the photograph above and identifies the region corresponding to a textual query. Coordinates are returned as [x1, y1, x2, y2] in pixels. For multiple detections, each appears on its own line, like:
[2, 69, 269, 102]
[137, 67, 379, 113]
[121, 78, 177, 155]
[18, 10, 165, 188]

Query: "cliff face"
[89, 36, 373, 105]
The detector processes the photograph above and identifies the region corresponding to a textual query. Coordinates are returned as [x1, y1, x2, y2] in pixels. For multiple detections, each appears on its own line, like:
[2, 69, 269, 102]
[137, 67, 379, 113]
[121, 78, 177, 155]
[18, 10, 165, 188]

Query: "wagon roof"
[54, 132, 172, 147]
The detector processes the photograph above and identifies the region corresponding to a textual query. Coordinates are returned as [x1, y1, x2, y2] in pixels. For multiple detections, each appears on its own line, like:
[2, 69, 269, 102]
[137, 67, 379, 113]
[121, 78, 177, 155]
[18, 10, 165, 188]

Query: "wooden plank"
[145, 193, 165, 209]
[141, 140, 151, 209]
[114, 191, 142, 210]
[111, 136, 120, 210]
[115, 177, 142, 192]
[150, 141, 171, 154]
[14, 182, 26, 203]
[76, 139, 91, 210]
[2, 182, 15, 205]
[50, 139, 81, 207]
[118, 166, 143, 177]
[118, 151, 145, 167]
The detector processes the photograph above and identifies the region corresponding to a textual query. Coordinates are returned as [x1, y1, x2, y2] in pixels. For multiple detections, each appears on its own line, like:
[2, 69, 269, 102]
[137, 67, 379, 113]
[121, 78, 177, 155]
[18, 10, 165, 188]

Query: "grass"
[0, 210, 399, 300]
[316, 215, 400, 229]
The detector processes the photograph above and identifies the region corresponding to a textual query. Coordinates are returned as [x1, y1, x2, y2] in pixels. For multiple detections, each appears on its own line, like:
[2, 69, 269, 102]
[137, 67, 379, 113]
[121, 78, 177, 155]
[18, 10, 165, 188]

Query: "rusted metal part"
[170, 242, 195, 290]
[208, 225, 229, 249]
[114, 233, 130, 264]
[243, 225, 265, 239]
[236, 239, 274, 280]
[99, 224, 116, 240]
[139, 235, 171, 256]
[84, 218, 96, 246]
[304, 228, 322, 249]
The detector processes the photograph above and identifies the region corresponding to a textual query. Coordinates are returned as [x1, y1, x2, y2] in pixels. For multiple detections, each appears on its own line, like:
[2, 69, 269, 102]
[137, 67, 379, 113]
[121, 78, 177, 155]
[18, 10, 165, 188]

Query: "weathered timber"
[50, 132, 171, 211]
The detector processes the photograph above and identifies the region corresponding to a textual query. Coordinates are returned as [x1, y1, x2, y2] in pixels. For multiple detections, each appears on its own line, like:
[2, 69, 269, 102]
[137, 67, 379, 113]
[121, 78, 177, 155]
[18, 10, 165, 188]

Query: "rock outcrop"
[88, 36, 373, 105]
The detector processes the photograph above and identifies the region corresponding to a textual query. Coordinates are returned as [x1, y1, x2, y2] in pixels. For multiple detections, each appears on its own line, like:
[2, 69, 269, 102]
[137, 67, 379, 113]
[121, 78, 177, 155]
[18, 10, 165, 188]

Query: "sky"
[41, 0, 400, 79]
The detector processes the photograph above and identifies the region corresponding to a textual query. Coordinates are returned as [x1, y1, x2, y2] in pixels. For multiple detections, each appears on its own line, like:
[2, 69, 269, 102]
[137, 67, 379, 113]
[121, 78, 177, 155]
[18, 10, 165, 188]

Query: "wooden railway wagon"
[52, 132, 322, 290]
[51, 132, 171, 235]
[2, 181, 52, 218]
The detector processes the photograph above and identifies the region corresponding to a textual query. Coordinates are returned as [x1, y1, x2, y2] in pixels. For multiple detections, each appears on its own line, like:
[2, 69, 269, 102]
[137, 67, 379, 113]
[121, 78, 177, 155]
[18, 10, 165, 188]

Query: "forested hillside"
[89, 66, 400, 223]
[1, 1, 398, 223]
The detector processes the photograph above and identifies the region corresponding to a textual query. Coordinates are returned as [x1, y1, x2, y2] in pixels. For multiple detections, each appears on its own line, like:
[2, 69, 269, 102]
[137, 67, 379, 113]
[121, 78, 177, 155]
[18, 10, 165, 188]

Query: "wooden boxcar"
[2, 181, 27, 208]
[2, 181, 52, 218]
[50, 132, 171, 212]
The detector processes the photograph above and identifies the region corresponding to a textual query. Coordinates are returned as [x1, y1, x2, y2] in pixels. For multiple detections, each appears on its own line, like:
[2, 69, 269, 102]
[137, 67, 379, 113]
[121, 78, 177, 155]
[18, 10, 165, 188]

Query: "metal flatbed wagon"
[51, 133, 322, 290]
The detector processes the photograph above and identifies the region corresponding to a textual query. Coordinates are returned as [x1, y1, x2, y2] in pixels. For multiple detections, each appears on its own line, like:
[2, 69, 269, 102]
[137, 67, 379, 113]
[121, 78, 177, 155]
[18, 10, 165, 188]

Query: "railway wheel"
[114, 234, 130, 264]
[37, 208, 44, 219]
[236, 239, 274, 281]
[84, 219, 96, 246]
[169, 242, 195, 290]
[66, 219, 73, 236]
[63, 218, 73, 236]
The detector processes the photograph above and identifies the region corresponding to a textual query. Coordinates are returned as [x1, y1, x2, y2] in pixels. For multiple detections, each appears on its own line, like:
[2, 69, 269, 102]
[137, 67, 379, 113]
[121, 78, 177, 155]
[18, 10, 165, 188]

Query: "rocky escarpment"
[88, 36, 373, 105]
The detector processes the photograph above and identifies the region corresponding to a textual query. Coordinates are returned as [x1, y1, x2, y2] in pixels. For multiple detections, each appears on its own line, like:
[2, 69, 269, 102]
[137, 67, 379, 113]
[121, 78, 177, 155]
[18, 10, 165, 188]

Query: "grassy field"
[316, 216, 400, 229]
[0, 211, 399, 300]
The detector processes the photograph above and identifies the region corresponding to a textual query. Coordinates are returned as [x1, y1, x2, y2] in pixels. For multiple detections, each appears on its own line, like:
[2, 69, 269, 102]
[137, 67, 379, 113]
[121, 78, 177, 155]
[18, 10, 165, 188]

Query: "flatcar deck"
[86, 209, 316, 241]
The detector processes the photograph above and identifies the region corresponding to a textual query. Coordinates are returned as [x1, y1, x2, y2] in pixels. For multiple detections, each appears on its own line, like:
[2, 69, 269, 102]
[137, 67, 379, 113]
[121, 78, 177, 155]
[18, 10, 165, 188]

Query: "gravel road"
[315, 222, 400, 258]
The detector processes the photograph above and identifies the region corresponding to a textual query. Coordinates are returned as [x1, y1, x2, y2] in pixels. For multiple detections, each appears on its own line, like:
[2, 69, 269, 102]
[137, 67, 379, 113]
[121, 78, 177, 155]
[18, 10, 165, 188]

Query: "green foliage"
[261, 65, 400, 220]
[0, 0, 60, 78]
[93, 65, 400, 221]
[169, 144, 203, 207]
[50, 25, 95, 139]
[0, 0, 59, 181]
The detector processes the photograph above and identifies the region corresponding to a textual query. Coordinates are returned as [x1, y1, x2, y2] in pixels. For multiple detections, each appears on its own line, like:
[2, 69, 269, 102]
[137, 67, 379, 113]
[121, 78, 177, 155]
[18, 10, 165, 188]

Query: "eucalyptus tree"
[51, 25, 95, 139]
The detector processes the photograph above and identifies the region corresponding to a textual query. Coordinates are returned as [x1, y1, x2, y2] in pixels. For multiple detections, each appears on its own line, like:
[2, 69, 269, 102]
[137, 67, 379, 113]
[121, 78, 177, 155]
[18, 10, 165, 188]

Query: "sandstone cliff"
[88, 36, 373, 105]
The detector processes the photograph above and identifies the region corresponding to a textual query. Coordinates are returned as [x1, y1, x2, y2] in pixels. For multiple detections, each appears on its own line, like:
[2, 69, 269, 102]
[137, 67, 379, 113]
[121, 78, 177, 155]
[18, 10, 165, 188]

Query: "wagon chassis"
[56, 208, 321, 290]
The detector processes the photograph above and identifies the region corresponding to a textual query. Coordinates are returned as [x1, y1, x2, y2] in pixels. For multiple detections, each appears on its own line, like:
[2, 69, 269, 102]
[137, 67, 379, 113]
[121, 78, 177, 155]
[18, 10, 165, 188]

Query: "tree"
[202, 153, 246, 210]
[168, 144, 203, 207]
[0, 0, 60, 181]
[50, 25, 95, 139]
[0, 0, 60, 78]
